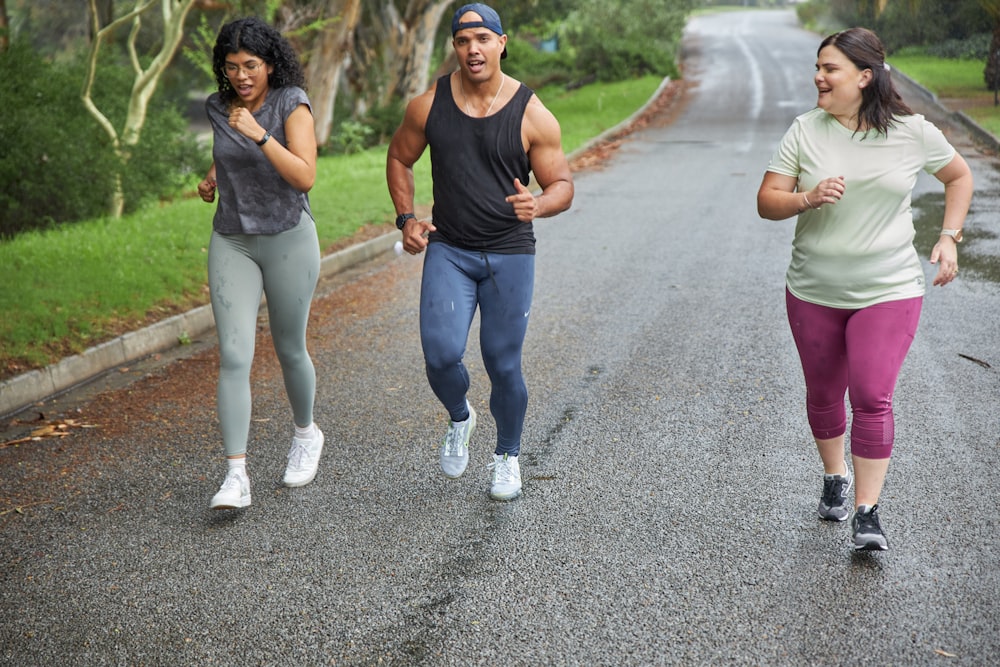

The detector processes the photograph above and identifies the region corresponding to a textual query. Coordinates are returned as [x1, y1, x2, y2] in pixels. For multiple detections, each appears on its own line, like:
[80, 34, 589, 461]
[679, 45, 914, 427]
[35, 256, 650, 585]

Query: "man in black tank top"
[386, 3, 574, 501]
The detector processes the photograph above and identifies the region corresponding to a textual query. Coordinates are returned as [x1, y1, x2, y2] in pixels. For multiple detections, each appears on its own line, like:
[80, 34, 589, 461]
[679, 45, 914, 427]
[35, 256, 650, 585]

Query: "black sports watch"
[395, 212, 416, 230]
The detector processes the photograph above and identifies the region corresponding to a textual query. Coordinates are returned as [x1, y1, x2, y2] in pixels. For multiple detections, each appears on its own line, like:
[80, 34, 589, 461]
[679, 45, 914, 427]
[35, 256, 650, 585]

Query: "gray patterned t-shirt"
[206, 86, 313, 235]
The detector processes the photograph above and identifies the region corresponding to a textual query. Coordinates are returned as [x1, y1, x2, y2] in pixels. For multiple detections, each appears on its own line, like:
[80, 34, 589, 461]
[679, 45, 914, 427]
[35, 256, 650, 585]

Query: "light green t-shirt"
[767, 108, 955, 308]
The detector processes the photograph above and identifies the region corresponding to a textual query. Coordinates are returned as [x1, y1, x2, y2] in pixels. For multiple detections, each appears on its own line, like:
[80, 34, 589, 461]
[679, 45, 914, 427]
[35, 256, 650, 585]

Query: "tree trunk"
[349, 0, 452, 117]
[82, 0, 197, 218]
[0, 0, 8, 53]
[303, 0, 362, 147]
[985, 20, 1000, 106]
[385, 0, 452, 106]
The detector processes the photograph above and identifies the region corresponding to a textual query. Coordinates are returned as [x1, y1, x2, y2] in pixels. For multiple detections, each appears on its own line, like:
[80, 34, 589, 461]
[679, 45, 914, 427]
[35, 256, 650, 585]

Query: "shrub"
[0, 41, 204, 238]
[561, 0, 687, 84]
[503, 35, 575, 89]
[925, 33, 991, 61]
[0, 41, 118, 237]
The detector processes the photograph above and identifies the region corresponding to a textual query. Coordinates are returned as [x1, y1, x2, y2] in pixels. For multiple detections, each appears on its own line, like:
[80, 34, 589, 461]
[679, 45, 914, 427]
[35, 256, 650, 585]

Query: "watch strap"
[395, 212, 416, 230]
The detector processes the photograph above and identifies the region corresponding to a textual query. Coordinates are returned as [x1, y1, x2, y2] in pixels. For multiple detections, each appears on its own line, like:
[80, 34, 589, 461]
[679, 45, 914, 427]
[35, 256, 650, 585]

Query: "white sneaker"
[283, 426, 324, 487]
[440, 404, 476, 479]
[210, 469, 251, 509]
[488, 453, 522, 501]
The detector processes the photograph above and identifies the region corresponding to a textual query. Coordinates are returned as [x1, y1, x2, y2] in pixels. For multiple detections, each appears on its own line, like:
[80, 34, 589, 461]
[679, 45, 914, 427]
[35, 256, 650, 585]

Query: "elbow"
[756, 199, 770, 220]
[292, 170, 316, 193]
[756, 195, 780, 221]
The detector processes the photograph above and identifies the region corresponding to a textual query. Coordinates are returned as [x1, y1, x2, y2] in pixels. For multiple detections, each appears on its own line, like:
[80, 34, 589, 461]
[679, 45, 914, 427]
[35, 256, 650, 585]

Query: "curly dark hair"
[819, 27, 912, 137]
[212, 17, 306, 105]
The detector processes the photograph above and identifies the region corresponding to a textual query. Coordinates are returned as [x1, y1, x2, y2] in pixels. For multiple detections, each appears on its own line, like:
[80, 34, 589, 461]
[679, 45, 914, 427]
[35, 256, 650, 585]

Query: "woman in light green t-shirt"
[757, 28, 973, 552]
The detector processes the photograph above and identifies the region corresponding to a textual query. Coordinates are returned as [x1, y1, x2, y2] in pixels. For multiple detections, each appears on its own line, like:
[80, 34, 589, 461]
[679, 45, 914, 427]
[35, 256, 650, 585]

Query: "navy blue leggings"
[420, 242, 535, 456]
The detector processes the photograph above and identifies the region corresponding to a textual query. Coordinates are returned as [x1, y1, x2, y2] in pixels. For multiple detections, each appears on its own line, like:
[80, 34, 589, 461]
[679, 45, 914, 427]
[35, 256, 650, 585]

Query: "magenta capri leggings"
[208, 213, 320, 457]
[785, 289, 922, 460]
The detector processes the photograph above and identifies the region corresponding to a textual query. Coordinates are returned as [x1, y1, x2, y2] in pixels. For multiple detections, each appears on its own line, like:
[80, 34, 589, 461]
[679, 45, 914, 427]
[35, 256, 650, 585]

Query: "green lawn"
[0, 75, 663, 378]
[889, 54, 1000, 137]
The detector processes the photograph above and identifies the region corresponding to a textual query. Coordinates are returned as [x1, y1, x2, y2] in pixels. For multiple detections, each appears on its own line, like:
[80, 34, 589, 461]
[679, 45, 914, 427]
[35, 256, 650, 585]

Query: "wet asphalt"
[2, 9, 999, 667]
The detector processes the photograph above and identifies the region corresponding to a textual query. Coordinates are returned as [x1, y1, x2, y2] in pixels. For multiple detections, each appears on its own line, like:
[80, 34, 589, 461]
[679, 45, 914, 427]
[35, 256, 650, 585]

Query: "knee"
[422, 337, 465, 373]
[219, 341, 254, 376]
[273, 340, 308, 369]
[849, 389, 893, 417]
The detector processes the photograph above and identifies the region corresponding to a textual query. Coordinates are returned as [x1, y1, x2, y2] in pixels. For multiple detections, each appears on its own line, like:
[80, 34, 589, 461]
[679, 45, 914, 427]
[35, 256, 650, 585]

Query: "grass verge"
[888, 54, 1000, 137]
[0, 75, 663, 380]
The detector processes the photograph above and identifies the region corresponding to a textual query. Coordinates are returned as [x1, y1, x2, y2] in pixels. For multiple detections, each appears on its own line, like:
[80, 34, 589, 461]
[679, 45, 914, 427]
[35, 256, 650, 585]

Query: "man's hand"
[506, 178, 538, 222]
[400, 219, 437, 255]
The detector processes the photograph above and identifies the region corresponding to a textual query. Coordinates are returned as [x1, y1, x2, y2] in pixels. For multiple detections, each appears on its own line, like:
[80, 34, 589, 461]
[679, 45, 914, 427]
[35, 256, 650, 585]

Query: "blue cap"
[451, 3, 507, 58]
[451, 3, 503, 36]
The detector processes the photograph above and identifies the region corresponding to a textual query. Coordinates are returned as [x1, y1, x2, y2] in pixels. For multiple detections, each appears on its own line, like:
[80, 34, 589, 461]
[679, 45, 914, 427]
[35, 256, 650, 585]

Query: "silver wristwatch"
[940, 229, 964, 243]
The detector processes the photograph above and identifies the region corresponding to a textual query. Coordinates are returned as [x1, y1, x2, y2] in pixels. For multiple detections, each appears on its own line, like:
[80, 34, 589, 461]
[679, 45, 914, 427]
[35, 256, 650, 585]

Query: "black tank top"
[424, 74, 535, 254]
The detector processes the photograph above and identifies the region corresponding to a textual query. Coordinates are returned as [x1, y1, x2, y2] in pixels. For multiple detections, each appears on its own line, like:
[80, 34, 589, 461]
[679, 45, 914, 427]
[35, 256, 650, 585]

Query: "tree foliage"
[829, 0, 990, 51]
[0, 40, 199, 237]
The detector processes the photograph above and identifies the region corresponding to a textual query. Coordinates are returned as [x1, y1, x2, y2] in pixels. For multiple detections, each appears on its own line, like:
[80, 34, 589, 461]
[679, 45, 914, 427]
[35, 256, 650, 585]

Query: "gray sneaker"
[851, 504, 889, 551]
[440, 404, 476, 479]
[818, 464, 853, 521]
[488, 453, 522, 501]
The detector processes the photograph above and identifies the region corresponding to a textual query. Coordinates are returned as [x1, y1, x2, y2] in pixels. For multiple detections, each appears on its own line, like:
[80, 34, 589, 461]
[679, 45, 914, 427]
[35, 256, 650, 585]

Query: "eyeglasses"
[224, 61, 264, 77]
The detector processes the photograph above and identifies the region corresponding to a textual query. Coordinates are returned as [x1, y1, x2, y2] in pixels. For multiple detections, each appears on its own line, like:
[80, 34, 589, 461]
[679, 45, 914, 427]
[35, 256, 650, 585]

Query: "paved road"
[3, 10, 999, 666]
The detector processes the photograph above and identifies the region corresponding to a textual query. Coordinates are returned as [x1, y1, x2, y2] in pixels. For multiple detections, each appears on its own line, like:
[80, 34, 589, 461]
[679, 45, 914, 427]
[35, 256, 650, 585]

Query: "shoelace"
[855, 505, 882, 533]
[487, 457, 516, 484]
[287, 439, 312, 469]
[221, 471, 244, 490]
[821, 476, 848, 506]
[443, 423, 468, 457]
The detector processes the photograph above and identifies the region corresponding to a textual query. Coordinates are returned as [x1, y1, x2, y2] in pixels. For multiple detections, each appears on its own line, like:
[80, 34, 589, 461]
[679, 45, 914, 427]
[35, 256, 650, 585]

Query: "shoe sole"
[210, 495, 251, 510]
[490, 488, 522, 501]
[284, 467, 320, 487]
[853, 540, 888, 551]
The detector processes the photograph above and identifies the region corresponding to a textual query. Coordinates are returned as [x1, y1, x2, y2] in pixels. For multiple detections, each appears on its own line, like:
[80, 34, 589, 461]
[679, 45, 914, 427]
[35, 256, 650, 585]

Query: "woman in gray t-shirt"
[196, 17, 325, 510]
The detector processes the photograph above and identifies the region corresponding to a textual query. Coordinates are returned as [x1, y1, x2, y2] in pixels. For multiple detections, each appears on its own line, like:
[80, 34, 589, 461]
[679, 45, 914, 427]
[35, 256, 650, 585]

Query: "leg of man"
[477, 252, 534, 457]
[420, 243, 480, 421]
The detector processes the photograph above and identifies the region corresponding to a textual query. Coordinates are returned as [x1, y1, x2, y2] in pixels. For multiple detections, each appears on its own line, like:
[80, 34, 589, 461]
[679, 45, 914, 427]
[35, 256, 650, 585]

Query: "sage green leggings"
[208, 213, 320, 457]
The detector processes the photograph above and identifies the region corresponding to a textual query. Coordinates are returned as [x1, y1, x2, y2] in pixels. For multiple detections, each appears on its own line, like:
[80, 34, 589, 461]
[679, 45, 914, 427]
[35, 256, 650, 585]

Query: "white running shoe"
[283, 426, 324, 487]
[440, 404, 476, 479]
[488, 453, 522, 501]
[210, 469, 251, 509]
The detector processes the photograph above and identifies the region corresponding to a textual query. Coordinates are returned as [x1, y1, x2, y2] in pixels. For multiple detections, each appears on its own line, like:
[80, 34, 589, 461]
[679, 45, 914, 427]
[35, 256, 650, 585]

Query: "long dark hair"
[212, 17, 306, 105]
[819, 27, 912, 136]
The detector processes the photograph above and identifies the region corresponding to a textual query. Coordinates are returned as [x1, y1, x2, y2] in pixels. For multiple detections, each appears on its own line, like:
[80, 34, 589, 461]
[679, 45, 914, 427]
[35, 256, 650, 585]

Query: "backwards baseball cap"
[451, 3, 507, 59]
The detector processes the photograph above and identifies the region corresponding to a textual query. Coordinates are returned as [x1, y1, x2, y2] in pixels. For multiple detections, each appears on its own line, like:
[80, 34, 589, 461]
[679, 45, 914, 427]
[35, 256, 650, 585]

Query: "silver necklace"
[460, 74, 506, 117]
